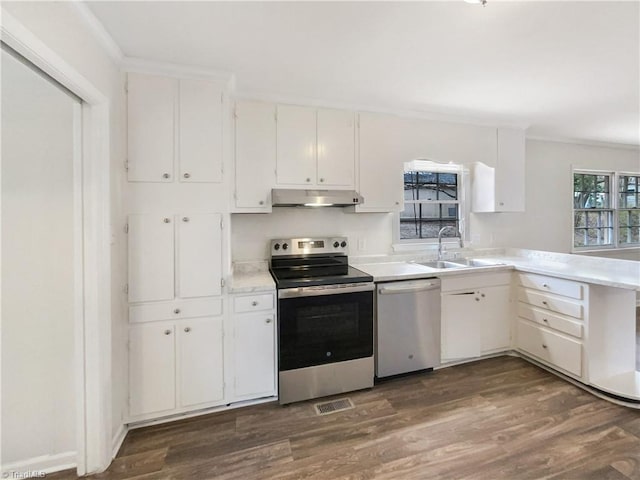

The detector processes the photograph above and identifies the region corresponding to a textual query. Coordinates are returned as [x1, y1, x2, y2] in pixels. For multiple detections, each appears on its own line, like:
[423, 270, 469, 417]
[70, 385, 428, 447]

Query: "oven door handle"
[278, 283, 374, 298]
[378, 281, 439, 295]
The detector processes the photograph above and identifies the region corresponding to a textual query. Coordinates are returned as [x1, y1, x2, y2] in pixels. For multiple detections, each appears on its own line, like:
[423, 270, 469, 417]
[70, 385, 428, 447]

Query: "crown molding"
[526, 134, 639, 151]
[122, 56, 236, 88]
[71, 1, 124, 64]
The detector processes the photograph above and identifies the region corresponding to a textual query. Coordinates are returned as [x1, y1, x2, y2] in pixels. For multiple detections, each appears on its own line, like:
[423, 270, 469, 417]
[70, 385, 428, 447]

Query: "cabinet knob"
[481, 293, 485, 298]
[475, 297, 480, 302]
[163, 218, 171, 223]
[499, 202, 504, 206]
[162, 173, 170, 179]
[182, 217, 189, 222]
[542, 283, 549, 288]
[174, 308, 181, 314]
[266, 318, 272, 324]
[542, 344, 548, 349]
[184, 327, 191, 333]
[164, 329, 172, 335]
[251, 301, 258, 306]
[542, 301, 548, 306]
[259, 200, 264, 205]
[183, 172, 191, 179]
[320, 178, 325, 183]
[395, 201, 400, 205]
[543, 318, 549, 323]
[306, 178, 311, 182]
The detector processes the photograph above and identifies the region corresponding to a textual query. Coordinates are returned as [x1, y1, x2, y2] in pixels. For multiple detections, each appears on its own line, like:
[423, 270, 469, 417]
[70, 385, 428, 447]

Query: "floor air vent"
[314, 398, 354, 416]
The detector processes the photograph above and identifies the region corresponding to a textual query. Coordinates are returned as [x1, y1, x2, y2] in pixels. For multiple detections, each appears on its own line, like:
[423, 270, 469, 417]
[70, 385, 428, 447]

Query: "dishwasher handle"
[378, 281, 440, 295]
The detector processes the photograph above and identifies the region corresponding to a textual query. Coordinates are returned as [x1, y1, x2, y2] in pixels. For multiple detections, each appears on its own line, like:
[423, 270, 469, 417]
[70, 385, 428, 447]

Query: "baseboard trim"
[111, 424, 128, 459]
[1, 451, 76, 476]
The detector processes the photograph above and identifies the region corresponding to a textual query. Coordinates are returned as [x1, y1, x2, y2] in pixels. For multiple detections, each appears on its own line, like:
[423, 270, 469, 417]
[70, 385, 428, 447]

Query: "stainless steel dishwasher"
[376, 279, 441, 378]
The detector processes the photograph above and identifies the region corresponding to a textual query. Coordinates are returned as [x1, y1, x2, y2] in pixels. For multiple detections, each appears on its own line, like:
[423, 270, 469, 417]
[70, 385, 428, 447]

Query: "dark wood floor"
[47, 356, 640, 480]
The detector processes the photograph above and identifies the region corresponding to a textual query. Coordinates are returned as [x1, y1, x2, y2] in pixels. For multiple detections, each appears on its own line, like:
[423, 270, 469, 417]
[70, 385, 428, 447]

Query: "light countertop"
[229, 261, 275, 294]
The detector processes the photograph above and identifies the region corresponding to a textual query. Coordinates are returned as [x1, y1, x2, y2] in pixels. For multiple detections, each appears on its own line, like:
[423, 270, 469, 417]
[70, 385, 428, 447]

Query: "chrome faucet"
[437, 226, 463, 260]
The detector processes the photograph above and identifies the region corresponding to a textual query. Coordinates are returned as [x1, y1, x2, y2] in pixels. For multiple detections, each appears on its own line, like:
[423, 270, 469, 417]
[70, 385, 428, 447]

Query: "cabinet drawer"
[517, 288, 583, 319]
[130, 297, 223, 323]
[517, 320, 582, 377]
[233, 293, 275, 313]
[517, 273, 584, 300]
[440, 271, 512, 293]
[517, 303, 583, 338]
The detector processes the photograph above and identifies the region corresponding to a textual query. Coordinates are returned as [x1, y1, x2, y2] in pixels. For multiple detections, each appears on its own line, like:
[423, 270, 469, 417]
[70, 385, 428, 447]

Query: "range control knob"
[274, 243, 280, 251]
[333, 241, 340, 248]
[341, 241, 347, 248]
[282, 243, 289, 250]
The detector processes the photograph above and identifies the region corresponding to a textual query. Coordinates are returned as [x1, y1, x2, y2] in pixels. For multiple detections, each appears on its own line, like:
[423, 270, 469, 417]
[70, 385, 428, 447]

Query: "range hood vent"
[271, 189, 364, 207]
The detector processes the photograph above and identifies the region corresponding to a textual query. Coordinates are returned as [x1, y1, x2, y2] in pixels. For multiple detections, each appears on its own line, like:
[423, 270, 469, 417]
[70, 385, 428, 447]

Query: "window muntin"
[400, 170, 460, 240]
[573, 171, 640, 249]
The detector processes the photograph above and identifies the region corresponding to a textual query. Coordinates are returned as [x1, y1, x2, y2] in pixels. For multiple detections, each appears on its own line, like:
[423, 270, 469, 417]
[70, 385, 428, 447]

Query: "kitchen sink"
[448, 258, 507, 267]
[419, 260, 467, 269]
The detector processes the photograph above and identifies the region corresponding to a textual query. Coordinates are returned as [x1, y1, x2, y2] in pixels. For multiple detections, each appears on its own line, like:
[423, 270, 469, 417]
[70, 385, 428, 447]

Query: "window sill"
[392, 241, 462, 253]
[572, 245, 640, 254]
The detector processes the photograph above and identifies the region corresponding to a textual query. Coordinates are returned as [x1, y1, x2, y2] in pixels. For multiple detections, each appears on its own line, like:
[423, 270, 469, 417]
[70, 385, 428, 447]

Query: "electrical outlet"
[357, 237, 366, 251]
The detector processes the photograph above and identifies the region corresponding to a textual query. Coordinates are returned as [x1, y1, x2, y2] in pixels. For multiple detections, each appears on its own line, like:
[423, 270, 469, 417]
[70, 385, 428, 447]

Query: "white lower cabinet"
[231, 292, 277, 401]
[441, 272, 512, 363]
[129, 316, 224, 419]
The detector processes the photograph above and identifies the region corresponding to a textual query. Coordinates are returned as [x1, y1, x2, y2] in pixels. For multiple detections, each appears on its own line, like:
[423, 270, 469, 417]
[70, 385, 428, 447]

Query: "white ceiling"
[87, 1, 640, 146]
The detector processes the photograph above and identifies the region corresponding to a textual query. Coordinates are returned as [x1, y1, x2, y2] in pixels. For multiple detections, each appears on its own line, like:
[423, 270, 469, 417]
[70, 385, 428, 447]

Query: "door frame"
[1, 10, 113, 475]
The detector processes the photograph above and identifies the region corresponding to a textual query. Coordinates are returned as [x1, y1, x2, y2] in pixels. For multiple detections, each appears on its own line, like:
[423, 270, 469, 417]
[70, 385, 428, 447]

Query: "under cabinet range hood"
[271, 189, 364, 207]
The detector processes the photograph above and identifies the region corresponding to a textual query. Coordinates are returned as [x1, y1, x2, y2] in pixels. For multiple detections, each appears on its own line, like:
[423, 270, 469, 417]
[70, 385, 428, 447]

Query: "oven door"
[278, 283, 374, 371]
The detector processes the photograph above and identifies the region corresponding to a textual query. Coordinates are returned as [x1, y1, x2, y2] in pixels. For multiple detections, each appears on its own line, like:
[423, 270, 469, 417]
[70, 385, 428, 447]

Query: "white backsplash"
[231, 208, 394, 261]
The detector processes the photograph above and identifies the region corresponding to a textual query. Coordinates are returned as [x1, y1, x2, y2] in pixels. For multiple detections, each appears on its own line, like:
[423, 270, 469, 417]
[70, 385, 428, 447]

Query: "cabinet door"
[177, 213, 221, 298]
[127, 73, 176, 182]
[317, 108, 355, 187]
[276, 105, 316, 185]
[356, 113, 404, 212]
[178, 317, 224, 407]
[235, 101, 276, 210]
[128, 214, 175, 303]
[441, 291, 481, 361]
[179, 79, 223, 183]
[234, 313, 276, 398]
[129, 323, 176, 416]
[480, 285, 512, 353]
[494, 128, 525, 212]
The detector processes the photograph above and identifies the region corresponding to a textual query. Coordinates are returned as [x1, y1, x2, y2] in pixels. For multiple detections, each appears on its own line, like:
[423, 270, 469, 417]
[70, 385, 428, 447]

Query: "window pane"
[399, 201, 460, 240]
[618, 210, 630, 227]
[619, 227, 640, 245]
[574, 211, 586, 228]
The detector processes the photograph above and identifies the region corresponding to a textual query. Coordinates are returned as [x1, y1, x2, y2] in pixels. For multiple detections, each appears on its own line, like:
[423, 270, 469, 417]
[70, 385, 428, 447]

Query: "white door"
[128, 214, 175, 303]
[276, 104, 316, 185]
[480, 285, 512, 353]
[234, 313, 276, 398]
[441, 291, 482, 361]
[176, 213, 221, 298]
[178, 317, 224, 407]
[317, 108, 355, 187]
[179, 79, 223, 183]
[235, 101, 276, 209]
[129, 323, 176, 416]
[127, 73, 176, 182]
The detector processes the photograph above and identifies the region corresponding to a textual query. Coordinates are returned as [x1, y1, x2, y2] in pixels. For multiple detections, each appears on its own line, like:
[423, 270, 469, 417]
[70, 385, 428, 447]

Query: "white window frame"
[571, 168, 640, 252]
[393, 160, 470, 252]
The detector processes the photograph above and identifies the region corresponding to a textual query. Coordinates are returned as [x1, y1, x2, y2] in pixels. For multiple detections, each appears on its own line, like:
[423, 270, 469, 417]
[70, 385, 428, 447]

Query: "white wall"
[471, 139, 640, 253]
[1, 49, 78, 466]
[1, 0, 128, 462]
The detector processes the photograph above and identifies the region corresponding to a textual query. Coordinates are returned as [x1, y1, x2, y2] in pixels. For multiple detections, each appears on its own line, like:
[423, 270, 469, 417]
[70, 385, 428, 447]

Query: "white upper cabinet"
[472, 128, 526, 213]
[276, 105, 355, 188]
[276, 105, 317, 185]
[128, 214, 175, 303]
[127, 72, 223, 183]
[127, 73, 175, 182]
[179, 79, 223, 183]
[317, 108, 355, 187]
[356, 112, 404, 212]
[177, 213, 222, 298]
[128, 213, 222, 304]
[234, 101, 276, 212]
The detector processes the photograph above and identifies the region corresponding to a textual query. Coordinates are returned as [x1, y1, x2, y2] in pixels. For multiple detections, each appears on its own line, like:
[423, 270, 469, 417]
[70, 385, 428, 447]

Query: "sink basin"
[451, 258, 506, 267]
[419, 260, 467, 269]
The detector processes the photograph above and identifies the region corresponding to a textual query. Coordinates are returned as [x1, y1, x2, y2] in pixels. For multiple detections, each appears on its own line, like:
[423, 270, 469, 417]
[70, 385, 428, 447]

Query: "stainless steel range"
[269, 237, 374, 405]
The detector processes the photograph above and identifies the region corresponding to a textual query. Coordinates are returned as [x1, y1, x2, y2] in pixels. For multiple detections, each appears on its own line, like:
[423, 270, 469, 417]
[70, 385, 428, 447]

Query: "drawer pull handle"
[183, 172, 191, 179]
[542, 344, 548, 349]
[162, 173, 170, 179]
[174, 308, 181, 314]
[182, 217, 189, 222]
[542, 301, 548, 305]
[266, 318, 272, 324]
[252, 301, 259, 306]
[543, 283, 549, 288]
[164, 329, 172, 335]
[475, 298, 480, 302]
[481, 293, 485, 298]
[163, 218, 171, 223]
[184, 327, 191, 333]
[543, 318, 549, 323]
